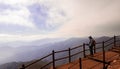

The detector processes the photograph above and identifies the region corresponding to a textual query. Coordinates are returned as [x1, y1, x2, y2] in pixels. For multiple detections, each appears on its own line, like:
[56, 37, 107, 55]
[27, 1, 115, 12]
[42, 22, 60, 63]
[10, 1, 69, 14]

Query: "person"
[88, 36, 96, 56]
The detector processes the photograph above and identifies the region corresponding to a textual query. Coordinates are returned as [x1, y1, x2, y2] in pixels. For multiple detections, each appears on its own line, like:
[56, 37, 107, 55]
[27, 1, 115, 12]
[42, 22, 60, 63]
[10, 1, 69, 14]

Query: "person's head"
[89, 36, 92, 39]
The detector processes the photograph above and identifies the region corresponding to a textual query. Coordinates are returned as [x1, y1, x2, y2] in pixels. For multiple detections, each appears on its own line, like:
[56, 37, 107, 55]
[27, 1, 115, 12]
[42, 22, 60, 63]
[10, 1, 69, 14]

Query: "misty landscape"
[0, 0, 120, 69]
[0, 36, 115, 69]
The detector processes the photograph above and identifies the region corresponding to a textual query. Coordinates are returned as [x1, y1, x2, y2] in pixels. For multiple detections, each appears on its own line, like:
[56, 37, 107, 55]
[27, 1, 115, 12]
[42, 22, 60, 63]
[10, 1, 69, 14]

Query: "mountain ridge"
[0, 36, 115, 69]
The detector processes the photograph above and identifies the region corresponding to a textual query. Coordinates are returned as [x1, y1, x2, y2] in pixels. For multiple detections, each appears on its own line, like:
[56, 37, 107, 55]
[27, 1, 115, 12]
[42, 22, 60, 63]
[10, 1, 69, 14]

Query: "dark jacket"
[89, 38, 96, 46]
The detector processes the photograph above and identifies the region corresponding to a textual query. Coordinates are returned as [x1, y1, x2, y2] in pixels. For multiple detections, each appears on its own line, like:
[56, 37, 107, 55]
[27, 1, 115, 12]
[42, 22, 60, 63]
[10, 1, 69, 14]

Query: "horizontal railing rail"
[54, 49, 69, 53]
[25, 53, 52, 68]
[19, 35, 120, 69]
[68, 35, 120, 69]
[71, 51, 83, 58]
[104, 37, 114, 43]
[40, 61, 53, 69]
[71, 45, 83, 50]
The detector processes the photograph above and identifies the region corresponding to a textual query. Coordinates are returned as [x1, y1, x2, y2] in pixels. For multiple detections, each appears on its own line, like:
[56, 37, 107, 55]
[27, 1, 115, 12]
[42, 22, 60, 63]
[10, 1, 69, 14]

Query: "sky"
[0, 0, 120, 42]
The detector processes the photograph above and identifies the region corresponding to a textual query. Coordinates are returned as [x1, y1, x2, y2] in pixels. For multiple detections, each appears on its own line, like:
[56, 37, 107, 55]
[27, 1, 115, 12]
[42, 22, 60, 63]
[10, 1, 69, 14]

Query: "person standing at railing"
[88, 36, 96, 56]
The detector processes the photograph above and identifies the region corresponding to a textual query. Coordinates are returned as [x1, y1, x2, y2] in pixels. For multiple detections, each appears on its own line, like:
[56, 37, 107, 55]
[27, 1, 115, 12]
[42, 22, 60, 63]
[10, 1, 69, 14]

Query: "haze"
[0, 0, 119, 43]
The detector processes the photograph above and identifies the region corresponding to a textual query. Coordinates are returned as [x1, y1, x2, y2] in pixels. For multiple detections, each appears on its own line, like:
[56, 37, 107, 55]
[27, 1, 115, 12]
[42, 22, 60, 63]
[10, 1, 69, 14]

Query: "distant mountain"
[95, 36, 111, 42]
[0, 38, 67, 47]
[0, 62, 22, 69]
[0, 60, 47, 69]
[7, 37, 87, 62]
[0, 36, 117, 69]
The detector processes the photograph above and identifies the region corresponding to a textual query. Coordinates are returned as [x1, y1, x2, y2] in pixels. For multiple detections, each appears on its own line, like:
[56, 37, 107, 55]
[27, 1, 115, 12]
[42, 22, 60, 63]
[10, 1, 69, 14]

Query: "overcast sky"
[0, 0, 120, 42]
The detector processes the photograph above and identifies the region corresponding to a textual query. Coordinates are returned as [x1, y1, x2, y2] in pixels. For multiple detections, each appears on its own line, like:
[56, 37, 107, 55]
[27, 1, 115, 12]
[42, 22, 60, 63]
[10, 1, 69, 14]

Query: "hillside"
[0, 36, 114, 69]
[0, 60, 47, 69]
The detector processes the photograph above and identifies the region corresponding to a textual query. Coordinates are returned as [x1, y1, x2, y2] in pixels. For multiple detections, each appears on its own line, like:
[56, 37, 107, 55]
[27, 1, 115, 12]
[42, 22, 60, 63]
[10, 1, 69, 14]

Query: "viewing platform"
[55, 46, 120, 69]
[19, 36, 120, 69]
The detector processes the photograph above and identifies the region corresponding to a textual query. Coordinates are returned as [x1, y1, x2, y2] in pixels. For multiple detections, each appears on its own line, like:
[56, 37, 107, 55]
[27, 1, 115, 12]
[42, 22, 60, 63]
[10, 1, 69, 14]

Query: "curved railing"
[68, 36, 120, 69]
[19, 35, 120, 69]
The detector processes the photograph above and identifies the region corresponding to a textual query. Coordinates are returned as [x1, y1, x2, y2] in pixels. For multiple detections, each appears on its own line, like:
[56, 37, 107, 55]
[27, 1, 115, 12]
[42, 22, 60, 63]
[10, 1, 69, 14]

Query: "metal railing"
[19, 35, 120, 69]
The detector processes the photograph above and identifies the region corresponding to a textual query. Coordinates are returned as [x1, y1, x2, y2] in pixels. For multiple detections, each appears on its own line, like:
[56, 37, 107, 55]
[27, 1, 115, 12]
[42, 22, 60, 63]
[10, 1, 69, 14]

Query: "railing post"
[20, 64, 25, 69]
[114, 35, 116, 47]
[102, 41, 105, 69]
[68, 48, 71, 63]
[79, 58, 82, 69]
[83, 43, 86, 58]
[52, 50, 55, 69]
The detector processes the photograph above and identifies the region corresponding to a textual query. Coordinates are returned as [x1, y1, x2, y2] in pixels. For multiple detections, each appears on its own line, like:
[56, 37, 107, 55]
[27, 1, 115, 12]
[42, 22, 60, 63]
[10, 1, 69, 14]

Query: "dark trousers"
[89, 46, 93, 55]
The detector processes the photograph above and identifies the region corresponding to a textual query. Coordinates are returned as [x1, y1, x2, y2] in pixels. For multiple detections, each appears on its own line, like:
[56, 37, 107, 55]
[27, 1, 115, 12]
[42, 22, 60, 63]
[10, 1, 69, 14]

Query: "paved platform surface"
[52, 46, 120, 69]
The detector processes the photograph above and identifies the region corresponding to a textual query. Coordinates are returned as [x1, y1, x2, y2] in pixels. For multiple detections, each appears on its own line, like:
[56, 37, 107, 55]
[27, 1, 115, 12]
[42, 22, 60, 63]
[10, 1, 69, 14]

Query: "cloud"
[0, 0, 120, 42]
[0, 15, 35, 28]
[0, 34, 52, 43]
[0, 0, 35, 5]
[96, 21, 120, 32]
[0, 3, 12, 11]
[0, 3, 36, 28]
[28, 1, 69, 31]
[0, 0, 69, 36]
[47, 0, 120, 37]
[28, 3, 49, 29]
